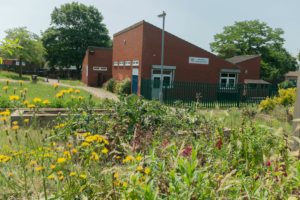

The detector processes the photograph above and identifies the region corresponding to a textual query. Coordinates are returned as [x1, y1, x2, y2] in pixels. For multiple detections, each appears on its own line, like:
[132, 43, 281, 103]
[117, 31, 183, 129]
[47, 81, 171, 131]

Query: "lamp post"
[158, 11, 166, 103]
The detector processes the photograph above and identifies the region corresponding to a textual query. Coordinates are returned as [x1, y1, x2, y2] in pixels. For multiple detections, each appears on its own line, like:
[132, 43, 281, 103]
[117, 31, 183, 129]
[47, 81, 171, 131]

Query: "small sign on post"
[291, 73, 300, 151]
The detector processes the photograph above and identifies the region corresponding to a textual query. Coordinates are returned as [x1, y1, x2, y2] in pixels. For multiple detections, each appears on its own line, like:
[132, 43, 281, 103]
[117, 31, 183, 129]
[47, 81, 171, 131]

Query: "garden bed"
[10, 108, 112, 127]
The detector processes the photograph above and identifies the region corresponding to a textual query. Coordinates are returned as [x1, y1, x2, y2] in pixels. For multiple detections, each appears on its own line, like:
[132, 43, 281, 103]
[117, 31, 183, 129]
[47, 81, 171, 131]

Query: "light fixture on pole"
[158, 11, 166, 103]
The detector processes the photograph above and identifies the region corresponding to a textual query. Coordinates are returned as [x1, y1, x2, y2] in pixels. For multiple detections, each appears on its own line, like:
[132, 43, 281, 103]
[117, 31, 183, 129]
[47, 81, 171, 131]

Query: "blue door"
[132, 69, 139, 95]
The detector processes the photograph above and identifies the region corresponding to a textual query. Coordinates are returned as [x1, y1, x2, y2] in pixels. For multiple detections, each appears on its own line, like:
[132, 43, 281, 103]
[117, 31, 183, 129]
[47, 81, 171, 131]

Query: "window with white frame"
[125, 61, 131, 66]
[119, 61, 123, 66]
[132, 60, 139, 66]
[220, 73, 237, 87]
[16, 61, 25, 66]
[113, 61, 118, 66]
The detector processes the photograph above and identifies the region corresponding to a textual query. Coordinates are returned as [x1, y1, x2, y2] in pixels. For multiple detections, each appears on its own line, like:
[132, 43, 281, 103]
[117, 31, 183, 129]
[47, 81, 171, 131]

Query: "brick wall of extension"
[82, 47, 113, 87]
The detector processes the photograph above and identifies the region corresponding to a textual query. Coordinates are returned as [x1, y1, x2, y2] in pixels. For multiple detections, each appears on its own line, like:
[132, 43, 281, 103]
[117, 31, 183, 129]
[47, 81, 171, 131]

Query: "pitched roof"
[113, 20, 246, 72]
[285, 71, 298, 77]
[226, 55, 261, 64]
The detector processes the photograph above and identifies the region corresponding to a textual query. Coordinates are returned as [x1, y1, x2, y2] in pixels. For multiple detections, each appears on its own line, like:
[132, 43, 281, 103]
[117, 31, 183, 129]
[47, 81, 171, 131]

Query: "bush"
[114, 81, 121, 94]
[104, 78, 116, 92]
[119, 78, 131, 95]
[259, 97, 276, 111]
[274, 87, 296, 106]
[279, 81, 294, 89]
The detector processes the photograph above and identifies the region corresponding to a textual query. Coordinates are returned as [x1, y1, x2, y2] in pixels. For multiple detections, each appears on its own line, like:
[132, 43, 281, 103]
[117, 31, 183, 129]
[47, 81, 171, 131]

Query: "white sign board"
[189, 57, 209, 65]
[86, 65, 88, 76]
[93, 67, 107, 71]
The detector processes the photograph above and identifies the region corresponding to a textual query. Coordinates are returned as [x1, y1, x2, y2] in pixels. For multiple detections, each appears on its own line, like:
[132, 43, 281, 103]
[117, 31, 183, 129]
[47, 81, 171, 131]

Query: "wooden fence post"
[291, 75, 300, 151]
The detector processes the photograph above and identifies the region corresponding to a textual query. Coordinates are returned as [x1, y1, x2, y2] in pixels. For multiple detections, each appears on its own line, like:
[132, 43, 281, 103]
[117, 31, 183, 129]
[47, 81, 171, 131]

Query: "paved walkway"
[0, 78, 119, 101]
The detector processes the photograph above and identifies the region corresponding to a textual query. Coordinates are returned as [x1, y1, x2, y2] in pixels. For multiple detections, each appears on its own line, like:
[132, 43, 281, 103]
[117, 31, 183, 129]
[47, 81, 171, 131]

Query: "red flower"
[267, 161, 271, 166]
[215, 140, 223, 150]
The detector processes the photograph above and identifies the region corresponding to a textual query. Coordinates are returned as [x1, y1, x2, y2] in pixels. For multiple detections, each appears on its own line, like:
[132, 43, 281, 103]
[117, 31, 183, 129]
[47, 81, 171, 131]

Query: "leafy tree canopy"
[2, 27, 45, 77]
[42, 2, 111, 79]
[210, 20, 298, 80]
[0, 39, 23, 64]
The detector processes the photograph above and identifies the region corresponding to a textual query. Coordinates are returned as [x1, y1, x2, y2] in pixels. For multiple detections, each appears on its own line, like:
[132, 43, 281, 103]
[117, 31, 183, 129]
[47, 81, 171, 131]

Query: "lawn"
[59, 78, 84, 86]
[0, 71, 44, 82]
[0, 81, 101, 108]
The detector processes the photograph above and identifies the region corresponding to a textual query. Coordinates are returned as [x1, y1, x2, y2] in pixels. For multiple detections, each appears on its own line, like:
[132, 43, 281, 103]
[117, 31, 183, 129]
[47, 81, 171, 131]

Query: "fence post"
[237, 83, 241, 108]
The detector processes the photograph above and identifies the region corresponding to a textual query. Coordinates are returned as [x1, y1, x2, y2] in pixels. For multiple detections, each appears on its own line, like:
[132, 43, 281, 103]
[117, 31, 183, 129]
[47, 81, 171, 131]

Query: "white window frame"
[86, 65, 88, 76]
[119, 61, 123, 66]
[219, 73, 237, 88]
[113, 61, 118, 66]
[132, 60, 139, 66]
[125, 61, 131, 66]
[93, 67, 107, 71]
[16, 61, 25, 66]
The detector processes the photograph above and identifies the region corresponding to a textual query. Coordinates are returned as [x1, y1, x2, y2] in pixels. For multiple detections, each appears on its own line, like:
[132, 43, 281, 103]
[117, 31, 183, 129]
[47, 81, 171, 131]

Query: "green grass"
[0, 71, 44, 82]
[0, 81, 101, 103]
[60, 78, 84, 86]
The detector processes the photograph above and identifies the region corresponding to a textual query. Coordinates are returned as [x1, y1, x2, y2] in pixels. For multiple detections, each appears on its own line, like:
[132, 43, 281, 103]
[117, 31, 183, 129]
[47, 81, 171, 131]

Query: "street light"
[158, 11, 166, 103]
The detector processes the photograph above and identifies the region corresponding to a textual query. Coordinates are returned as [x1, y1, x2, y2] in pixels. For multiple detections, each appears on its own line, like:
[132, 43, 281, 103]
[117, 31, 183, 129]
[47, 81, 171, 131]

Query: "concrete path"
[0, 78, 119, 101]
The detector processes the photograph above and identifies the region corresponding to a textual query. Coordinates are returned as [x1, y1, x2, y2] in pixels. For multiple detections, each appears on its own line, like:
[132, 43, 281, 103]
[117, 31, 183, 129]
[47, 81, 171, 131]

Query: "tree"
[2, 27, 46, 77]
[210, 20, 285, 57]
[42, 2, 111, 79]
[0, 39, 23, 64]
[210, 20, 298, 80]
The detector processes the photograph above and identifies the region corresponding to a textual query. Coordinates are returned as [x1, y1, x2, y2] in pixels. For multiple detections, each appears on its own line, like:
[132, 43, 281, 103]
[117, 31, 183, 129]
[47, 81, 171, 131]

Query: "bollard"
[46, 76, 48, 82]
[58, 77, 60, 83]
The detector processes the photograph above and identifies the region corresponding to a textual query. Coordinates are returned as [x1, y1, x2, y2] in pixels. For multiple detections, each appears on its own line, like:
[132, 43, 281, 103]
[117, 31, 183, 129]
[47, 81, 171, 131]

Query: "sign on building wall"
[93, 67, 107, 71]
[189, 57, 209, 65]
[86, 65, 88, 76]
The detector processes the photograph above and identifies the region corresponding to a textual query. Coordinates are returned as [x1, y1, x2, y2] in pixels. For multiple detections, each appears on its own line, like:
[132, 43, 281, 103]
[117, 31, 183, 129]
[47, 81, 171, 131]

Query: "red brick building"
[82, 47, 113, 87]
[82, 20, 261, 96]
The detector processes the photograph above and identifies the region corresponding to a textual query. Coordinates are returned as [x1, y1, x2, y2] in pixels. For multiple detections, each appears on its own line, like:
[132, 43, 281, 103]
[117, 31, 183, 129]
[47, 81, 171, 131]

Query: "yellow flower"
[33, 98, 42, 103]
[57, 158, 66, 164]
[9, 95, 19, 100]
[102, 148, 108, 154]
[3, 86, 8, 90]
[19, 90, 23, 93]
[24, 88, 28, 92]
[79, 174, 87, 179]
[136, 156, 142, 161]
[58, 171, 63, 175]
[144, 168, 151, 174]
[55, 125, 60, 129]
[123, 182, 127, 187]
[59, 176, 63, 180]
[78, 96, 83, 100]
[28, 104, 36, 108]
[71, 95, 75, 99]
[54, 84, 58, 88]
[30, 151, 35, 155]
[56, 93, 62, 98]
[75, 90, 80, 94]
[43, 100, 50, 104]
[70, 172, 76, 176]
[81, 142, 90, 147]
[24, 119, 29, 123]
[51, 165, 56, 169]
[68, 144, 72, 148]
[12, 126, 19, 130]
[8, 172, 13, 177]
[12, 121, 18, 125]
[137, 166, 143, 171]
[2, 117, 7, 121]
[24, 101, 29, 105]
[142, 176, 146, 180]
[114, 174, 119, 178]
[42, 167, 46, 170]
[68, 88, 73, 92]
[47, 175, 54, 179]
[6, 79, 9, 82]
[19, 80, 23, 83]
[72, 149, 77, 153]
[116, 156, 120, 159]
[36, 167, 42, 171]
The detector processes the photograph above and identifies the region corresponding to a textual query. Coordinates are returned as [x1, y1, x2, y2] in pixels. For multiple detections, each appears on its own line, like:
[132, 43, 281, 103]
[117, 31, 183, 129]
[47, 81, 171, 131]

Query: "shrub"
[259, 97, 276, 111]
[279, 81, 294, 89]
[119, 78, 131, 95]
[104, 78, 116, 92]
[114, 81, 121, 94]
[274, 87, 296, 106]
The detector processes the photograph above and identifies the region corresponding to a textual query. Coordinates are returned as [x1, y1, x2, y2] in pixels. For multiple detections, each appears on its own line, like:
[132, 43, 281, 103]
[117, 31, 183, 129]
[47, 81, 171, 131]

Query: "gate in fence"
[141, 78, 280, 108]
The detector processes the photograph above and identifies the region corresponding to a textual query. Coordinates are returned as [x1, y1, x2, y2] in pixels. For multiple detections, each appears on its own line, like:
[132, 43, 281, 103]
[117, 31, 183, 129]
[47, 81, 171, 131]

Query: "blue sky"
[1, 0, 299, 58]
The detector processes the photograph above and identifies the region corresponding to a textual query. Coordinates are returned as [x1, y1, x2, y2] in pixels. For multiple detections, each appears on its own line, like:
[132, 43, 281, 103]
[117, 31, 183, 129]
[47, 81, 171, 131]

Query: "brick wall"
[112, 24, 144, 92]
[236, 56, 261, 80]
[82, 47, 112, 87]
